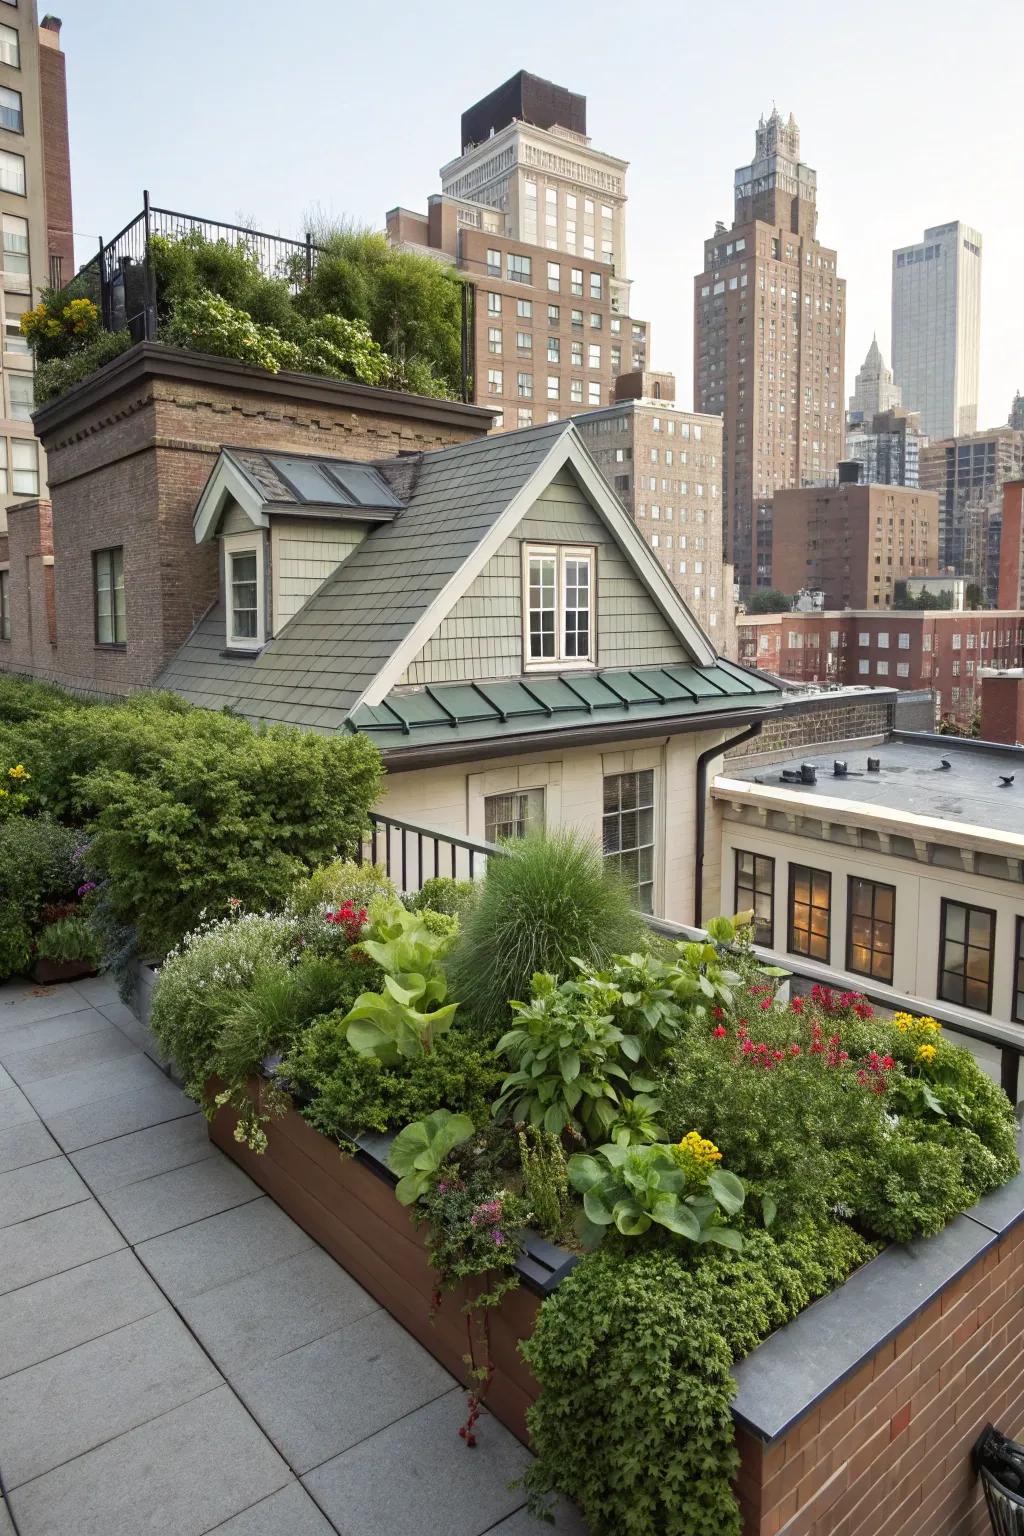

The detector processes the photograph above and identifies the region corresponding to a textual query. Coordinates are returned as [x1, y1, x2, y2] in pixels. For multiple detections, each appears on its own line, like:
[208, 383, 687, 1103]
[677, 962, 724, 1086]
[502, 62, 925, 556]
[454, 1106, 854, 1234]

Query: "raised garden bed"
[30, 957, 97, 985]
[211, 1086, 1024, 1533]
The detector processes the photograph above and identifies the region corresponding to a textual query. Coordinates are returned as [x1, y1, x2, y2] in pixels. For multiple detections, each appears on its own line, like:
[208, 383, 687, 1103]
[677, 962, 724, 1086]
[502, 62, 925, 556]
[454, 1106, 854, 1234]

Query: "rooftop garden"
[22, 222, 466, 405]
[1, 674, 1019, 1534]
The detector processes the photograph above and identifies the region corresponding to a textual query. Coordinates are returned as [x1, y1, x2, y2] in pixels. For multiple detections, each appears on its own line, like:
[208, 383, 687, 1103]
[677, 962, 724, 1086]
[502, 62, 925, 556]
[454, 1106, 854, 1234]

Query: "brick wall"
[0, 500, 55, 669]
[38, 26, 74, 286]
[724, 693, 895, 766]
[5, 345, 488, 698]
[735, 1216, 1024, 1536]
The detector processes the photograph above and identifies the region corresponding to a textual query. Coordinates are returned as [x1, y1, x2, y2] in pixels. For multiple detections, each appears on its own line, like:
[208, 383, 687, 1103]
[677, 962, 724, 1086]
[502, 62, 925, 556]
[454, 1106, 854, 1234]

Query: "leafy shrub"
[570, 1141, 745, 1248]
[35, 913, 101, 967]
[288, 858, 397, 918]
[280, 1016, 502, 1136]
[406, 877, 477, 920]
[518, 1125, 572, 1239]
[35, 328, 133, 404]
[0, 816, 83, 926]
[448, 831, 645, 1035]
[0, 674, 76, 724]
[0, 915, 32, 981]
[523, 1225, 877, 1536]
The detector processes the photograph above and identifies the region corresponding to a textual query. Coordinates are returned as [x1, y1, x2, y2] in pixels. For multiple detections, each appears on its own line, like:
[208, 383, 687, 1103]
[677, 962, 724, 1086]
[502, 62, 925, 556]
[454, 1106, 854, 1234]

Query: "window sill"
[94, 643, 127, 652]
[523, 659, 596, 674]
[220, 646, 263, 659]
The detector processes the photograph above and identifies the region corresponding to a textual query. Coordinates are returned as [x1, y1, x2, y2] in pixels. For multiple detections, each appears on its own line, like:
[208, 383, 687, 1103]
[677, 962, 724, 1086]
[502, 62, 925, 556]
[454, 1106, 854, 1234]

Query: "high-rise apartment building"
[573, 372, 734, 649]
[847, 335, 901, 425]
[0, 7, 72, 532]
[920, 424, 1024, 600]
[387, 73, 649, 433]
[891, 222, 981, 442]
[771, 478, 937, 610]
[845, 407, 925, 488]
[997, 480, 1024, 611]
[694, 110, 846, 596]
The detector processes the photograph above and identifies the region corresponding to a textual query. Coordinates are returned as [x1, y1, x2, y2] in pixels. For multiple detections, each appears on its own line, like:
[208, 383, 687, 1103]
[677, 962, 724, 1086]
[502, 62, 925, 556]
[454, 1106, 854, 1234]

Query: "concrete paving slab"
[0, 1248, 166, 1379]
[0, 1085, 39, 1129]
[0, 987, 89, 1031]
[70, 974, 121, 1007]
[0, 1199, 125, 1296]
[304, 1389, 531, 1536]
[181, 1245, 379, 1377]
[208, 1482, 336, 1535]
[0, 1497, 14, 1536]
[0, 1310, 222, 1488]
[0, 1120, 60, 1176]
[98, 1155, 260, 1243]
[237, 1309, 453, 1475]
[7, 1385, 292, 1536]
[0, 1156, 90, 1230]
[69, 1112, 211, 1193]
[45, 1075, 196, 1152]
[19, 1051, 170, 1119]
[137, 1195, 313, 1303]
[0, 1006, 118, 1059]
[484, 1498, 589, 1534]
[0, 1065, 12, 1089]
[2, 1022, 137, 1084]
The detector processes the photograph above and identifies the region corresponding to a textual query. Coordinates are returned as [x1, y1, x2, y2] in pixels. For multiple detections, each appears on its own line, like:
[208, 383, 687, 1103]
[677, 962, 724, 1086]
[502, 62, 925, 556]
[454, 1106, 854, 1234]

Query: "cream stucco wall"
[373, 728, 726, 924]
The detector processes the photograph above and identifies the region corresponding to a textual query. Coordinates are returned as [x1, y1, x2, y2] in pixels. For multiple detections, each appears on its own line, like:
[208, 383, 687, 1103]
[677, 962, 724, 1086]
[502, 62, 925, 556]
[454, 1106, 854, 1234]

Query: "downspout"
[694, 719, 763, 926]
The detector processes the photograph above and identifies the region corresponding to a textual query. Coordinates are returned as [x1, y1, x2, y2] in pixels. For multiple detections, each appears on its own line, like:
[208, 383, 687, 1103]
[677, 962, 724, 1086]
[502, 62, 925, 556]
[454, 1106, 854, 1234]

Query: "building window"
[517, 408, 533, 428]
[93, 547, 126, 646]
[1014, 918, 1024, 1025]
[735, 851, 774, 945]
[487, 368, 502, 396]
[547, 303, 559, 326]
[524, 544, 593, 666]
[1, 213, 28, 276]
[0, 149, 25, 196]
[590, 273, 603, 300]
[8, 370, 31, 419]
[228, 548, 261, 646]
[603, 769, 655, 914]
[487, 292, 501, 316]
[547, 374, 559, 401]
[0, 23, 18, 67]
[516, 298, 532, 319]
[485, 787, 544, 843]
[507, 253, 531, 283]
[547, 261, 560, 291]
[590, 311, 602, 330]
[547, 336, 559, 363]
[4, 290, 28, 352]
[588, 343, 600, 369]
[788, 864, 830, 961]
[516, 371, 532, 398]
[0, 567, 9, 641]
[487, 326, 501, 355]
[516, 331, 532, 353]
[486, 249, 500, 278]
[570, 378, 582, 404]
[11, 437, 36, 493]
[846, 876, 895, 983]
[570, 268, 583, 296]
[0, 85, 21, 133]
[938, 900, 995, 1013]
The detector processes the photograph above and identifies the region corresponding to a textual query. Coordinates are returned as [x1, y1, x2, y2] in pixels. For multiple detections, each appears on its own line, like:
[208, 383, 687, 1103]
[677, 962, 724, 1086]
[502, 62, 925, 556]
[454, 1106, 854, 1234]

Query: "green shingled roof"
[347, 660, 780, 751]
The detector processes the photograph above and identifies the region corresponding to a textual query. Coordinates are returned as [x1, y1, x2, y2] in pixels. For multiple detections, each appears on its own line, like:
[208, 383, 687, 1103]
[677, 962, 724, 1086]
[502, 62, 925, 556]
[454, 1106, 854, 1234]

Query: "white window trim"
[223, 530, 266, 652]
[521, 541, 596, 671]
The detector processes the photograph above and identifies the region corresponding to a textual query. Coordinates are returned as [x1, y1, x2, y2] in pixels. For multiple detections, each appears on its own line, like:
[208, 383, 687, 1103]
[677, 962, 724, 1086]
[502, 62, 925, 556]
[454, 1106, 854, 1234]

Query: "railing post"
[305, 232, 313, 285]
[97, 235, 108, 328]
[142, 189, 158, 340]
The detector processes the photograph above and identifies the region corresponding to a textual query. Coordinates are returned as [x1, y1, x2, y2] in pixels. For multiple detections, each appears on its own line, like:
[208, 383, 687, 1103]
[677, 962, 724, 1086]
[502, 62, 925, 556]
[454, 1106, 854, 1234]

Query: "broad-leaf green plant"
[389, 1108, 474, 1205]
[344, 905, 458, 1065]
[568, 1142, 746, 1249]
[607, 1093, 665, 1147]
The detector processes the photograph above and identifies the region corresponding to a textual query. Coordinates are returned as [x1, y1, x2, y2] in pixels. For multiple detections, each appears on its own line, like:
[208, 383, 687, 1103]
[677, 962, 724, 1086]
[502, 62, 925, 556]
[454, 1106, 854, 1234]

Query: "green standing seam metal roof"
[346, 659, 781, 750]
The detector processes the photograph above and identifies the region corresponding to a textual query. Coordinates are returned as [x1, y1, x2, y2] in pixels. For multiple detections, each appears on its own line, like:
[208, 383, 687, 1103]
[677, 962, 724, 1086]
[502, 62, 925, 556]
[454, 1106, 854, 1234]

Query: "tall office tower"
[891, 222, 982, 443]
[847, 336, 901, 426]
[0, 7, 72, 530]
[388, 72, 650, 432]
[694, 110, 846, 594]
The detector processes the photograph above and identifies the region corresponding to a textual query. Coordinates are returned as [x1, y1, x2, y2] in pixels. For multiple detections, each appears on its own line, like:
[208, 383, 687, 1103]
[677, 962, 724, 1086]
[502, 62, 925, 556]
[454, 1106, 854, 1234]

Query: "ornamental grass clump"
[447, 830, 645, 1035]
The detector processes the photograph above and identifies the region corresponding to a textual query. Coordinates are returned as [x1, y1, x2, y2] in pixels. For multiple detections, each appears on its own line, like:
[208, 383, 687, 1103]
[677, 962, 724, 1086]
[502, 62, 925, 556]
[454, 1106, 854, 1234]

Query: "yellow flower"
[917, 1043, 937, 1063]
[7, 763, 29, 781]
[676, 1130, 722, 1166]
[892, 1010, 940, 1036]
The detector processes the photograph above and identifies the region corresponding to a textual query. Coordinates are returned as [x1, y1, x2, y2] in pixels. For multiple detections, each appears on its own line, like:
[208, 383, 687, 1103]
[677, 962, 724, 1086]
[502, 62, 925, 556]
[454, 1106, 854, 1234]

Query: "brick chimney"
[40, 15, 62, 33]
[980, 669, 1024, 746]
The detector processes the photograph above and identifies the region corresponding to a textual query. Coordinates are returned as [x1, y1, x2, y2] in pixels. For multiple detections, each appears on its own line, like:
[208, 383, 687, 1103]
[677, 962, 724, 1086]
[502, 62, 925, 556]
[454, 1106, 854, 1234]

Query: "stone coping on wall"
[730, 1119, 1024, 1443]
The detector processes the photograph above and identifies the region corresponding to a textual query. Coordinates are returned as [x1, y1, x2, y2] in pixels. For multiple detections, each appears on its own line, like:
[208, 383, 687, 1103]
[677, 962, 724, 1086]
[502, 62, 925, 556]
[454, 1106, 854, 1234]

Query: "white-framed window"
[0, 85, 22, 133]
[1, 213, 28, 277]
[523, 543, 594, 667]
[588, 381, 601, 405]
[8, 370, 32, 419]
[517, 407, 533, 428]
[487, 368, 502, 395]
[898, 632, 910, 649]
[11, 436, 36, 493]
[485, 787, 545, 843]
[93, 546, 126, 646]
[547, 374, 559, 401]
[487, 292, 501, 315]
[877, 632, 890, 648]
[877, 660, 889, 676]
[858, 632, 870, 647]
[4, 289, 28, 352]
[0, 566, 9, 641]
[588, 343, 600, 369]
[896, 662, 910, 677]
[517, 371, 532, 397]
[570, 378, 583, 404]
[516, 331, 532, 352]
[0, 22, 18, 67]
[547, 336, 559, 362]
[570, 268, 583, 296]
[952, 633, 962, 650]
[516, 298, 532, 319]
[487, 326, 501, 354]
[603, 769, 655, 913]
[547, 261, 560, 291]
[486, 249, 501, 277]
[0, 149, 25, 196]
[224, 536, 264, 651]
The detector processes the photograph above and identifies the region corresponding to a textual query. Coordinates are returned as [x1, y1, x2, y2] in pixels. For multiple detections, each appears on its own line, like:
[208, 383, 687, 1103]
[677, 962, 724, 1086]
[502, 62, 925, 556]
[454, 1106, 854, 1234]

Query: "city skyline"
[60, 0, 1022, 432]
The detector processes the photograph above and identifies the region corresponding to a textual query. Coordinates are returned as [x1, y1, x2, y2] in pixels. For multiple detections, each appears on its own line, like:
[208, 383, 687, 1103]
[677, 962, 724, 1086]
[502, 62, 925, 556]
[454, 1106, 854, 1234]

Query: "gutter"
[694, 720, 763, 924]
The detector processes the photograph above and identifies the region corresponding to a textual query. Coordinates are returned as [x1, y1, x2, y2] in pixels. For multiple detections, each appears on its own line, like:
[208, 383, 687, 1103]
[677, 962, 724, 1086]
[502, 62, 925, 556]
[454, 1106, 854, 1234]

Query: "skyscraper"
[848, 336, 901, 425]
[694, 110, 846, 594]
[891, 222, 982, 442]
[0, 6, 72, 530]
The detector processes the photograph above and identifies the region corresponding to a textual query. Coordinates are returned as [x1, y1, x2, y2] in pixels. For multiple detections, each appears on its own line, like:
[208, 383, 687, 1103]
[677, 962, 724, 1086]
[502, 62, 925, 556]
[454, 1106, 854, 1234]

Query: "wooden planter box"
[210, 1087, 1024, 1535]
[30, 957, 98, 985]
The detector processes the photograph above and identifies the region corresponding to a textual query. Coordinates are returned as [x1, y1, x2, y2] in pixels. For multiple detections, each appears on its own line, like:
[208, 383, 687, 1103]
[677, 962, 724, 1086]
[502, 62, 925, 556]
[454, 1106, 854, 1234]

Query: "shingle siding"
[271, 520, 366, 630]
[400, 467, 689, 686]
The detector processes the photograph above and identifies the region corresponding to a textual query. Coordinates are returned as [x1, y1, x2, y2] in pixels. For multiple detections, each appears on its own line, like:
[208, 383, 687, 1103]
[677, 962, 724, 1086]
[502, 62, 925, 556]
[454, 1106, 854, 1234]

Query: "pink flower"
[741, 1040, 754, 1055]
[789, 1044, 802, 1056]
[713, 1025, 728, 1038]
[760, 998, 772, 1012]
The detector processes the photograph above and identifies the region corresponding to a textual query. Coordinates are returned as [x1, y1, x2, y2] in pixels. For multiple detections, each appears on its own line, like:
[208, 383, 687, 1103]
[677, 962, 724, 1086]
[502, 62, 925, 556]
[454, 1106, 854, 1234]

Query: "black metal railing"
[357, 812, 1024, 1105]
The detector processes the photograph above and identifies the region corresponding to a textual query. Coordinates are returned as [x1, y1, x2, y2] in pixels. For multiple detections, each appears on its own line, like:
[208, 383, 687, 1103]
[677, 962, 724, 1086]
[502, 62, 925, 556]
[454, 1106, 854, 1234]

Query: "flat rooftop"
[717, 735, 1024, 837]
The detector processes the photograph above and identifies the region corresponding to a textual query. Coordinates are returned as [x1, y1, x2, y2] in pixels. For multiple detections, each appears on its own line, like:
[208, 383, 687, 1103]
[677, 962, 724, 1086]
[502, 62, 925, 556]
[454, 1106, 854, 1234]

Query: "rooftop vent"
[800, 763, 817, 785]
[834, 761, 848, 778]
[867, 756, 880, 772]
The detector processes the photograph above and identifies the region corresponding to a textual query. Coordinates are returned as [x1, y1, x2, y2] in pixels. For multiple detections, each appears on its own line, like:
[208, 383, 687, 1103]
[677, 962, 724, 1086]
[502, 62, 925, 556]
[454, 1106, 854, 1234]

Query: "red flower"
[713, 1024, 728, 1038]
[737, 1020, 749, 1033]
[789, 1043, 802, 1055]
[872, 1080, 887, 1094]
[772, 1049, 785, 1061]
[882, 1056, 895, 1070]
[854, 1001, 874, 1019]
[760, 998, 772, 1011]
[741, 1040, 754, 1054]
[790, 996, 804, 1013]
[810, 1043, 824, 1054]
[839, 1051, 849, 1062]
[830, 1033, 842, 1046]
[713, 1005, 726, 1020]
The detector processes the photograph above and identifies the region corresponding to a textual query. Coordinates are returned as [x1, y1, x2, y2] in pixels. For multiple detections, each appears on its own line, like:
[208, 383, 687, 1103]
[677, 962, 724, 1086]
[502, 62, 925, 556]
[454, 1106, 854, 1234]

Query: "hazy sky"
[64, 0, 1023, 427]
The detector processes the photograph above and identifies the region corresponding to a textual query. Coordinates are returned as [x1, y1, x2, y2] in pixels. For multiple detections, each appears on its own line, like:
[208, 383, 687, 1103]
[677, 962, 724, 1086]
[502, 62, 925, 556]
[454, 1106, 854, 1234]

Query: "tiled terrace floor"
[0, 975, 586, 1536]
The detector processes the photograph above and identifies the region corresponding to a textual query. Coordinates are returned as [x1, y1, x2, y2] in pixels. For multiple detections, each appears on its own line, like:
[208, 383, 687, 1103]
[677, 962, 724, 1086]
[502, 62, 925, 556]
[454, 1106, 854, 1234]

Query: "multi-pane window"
[486, 249, 500, 277]
[516, 371, 532, 398]
[93, 547, 126, 646]
[0, 149, 24, 196]
[547, 262, 560, 291]
[487, 292, 501, 315]
[484, 787, 544, 843]
[487, 327, 501, 354]
[1014, 918, 1024, 1025]
[487, 368, 502, 395]
[570, 268, 583, 296]
[229, 550, 259, 641]
[0, 567, 9, 641]
[516, 331, 532, 353]
[524, 544, 593, 666]
[603, 769, 655, 914]
[547, 304, 559, 326]
[590, 273, 603, 300]
[8, 370, 32, 419]
[516, 298, 532, 318]
[546, 375, 559, 401]
[0, 85, 21, 132]
[11, 437, 36, 492]
[846, 877, 895, 983]
[1, 213, 27, 276]
[788, 864, 831, 961]
[507, 253, 531, 283]
[938, 900, 995, 1013]
[0, 22, 18, 67]
[547, 337, 559, 362]
[735, 851, 774, 945]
